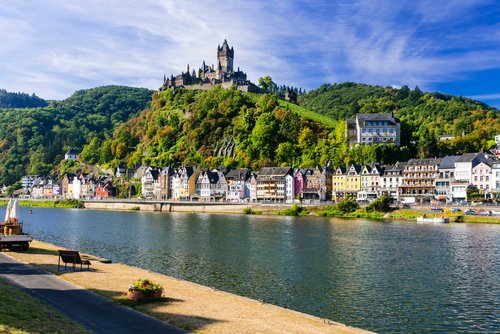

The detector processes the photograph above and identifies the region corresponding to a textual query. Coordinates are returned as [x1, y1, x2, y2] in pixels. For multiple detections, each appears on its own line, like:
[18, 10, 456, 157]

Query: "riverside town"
[1, 5, 500, 333]
[15, 146, 500, 209]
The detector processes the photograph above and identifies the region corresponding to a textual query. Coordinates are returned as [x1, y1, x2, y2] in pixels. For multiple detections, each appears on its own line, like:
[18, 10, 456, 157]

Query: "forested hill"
[0, 85, 152, 184]
[0, 89, 48, 108]
[87, 86, 339, 171]
[90, 84, 498, 175]
[1, 82, 499, 187]
[298, 82, 496, 121]
[299, 82, 500, 156]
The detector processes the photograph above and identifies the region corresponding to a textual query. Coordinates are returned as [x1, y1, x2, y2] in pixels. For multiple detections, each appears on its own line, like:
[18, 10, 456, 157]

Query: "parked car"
[431, 207, 444, 213]
[492, 210, 500, 216]
[451, 208, 461, 213]
[464, 209, 476, 215]
[478, 210, 491, 216]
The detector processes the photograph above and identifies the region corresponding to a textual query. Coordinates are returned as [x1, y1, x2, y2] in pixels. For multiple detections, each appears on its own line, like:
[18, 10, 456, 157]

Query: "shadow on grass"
[91, 288, 223, 333]
[25, 246, 60, 256]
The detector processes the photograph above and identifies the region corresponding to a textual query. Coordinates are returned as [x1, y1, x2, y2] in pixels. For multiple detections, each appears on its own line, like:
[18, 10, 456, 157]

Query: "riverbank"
[387, 209, 500, 224]
[6, 198, 499, 223]
[4, 240, 371, 334]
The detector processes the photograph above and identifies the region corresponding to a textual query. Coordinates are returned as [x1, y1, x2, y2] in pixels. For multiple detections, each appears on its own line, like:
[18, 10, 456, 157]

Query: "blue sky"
[1, 0, 499, 108]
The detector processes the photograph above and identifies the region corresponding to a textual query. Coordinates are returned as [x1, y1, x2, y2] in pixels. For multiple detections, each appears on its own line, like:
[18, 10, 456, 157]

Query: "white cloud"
[0, 0, 499, 100]
[469, 93, 500, 100]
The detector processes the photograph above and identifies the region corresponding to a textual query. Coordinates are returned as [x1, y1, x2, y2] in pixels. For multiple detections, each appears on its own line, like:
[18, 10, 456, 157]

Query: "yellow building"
[332, 166, 346, 200]
[345, 164, 361, 195]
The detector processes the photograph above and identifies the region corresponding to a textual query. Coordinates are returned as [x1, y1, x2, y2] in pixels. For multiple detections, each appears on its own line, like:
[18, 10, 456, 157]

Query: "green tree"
[80, 137, 102, 164]
[275, 142, 299, 166]
[251, 113, 279, 160]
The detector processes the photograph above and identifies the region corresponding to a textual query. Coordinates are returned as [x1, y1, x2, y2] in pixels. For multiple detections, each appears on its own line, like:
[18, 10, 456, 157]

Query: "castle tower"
[217, 39, 234, 74]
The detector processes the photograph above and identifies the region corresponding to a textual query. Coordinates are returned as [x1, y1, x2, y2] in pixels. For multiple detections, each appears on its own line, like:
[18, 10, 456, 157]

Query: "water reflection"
[21, 207, 500, 333]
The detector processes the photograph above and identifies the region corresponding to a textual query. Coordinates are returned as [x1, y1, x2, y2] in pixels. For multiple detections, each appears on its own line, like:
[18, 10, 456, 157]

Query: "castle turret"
[217, 39, 234, 74]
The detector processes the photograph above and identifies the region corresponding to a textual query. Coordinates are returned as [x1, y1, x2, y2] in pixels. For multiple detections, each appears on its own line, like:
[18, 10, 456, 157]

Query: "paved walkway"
[0, 253, 185, 334]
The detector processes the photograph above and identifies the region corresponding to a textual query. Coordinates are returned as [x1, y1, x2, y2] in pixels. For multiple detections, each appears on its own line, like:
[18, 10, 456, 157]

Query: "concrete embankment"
[83, 200, 289, 214]
[6, 240, 372, 334]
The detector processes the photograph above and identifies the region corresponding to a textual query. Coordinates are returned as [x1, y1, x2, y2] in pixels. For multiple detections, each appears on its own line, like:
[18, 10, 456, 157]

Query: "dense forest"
[0, 86, 152, 184]
[89, 83, 499, 171]
[299, 83, 500, 157]
[0, 89, 48, 108]
[0, 82, 498, 186]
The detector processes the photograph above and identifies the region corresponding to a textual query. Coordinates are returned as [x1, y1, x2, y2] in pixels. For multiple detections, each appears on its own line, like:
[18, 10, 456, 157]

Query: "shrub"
[365, 196, 392, 213]
[243, 207, 261, 215]
[336, 198, 359, 213]
[277, 203, 308, 216]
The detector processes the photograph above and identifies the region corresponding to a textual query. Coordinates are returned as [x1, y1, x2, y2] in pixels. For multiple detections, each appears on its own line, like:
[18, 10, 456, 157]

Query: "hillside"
[0, 89, 48, 108]
[91, 86, 338, 170]
[89, 86, 414, 172]
[1, 82, 499, 186]
[299, 83, 500, 156]
[0, 86, 152, 184]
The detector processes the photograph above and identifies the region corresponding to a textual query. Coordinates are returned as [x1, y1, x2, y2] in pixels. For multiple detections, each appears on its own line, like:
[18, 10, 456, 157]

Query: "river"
[20, 207, 500, 333]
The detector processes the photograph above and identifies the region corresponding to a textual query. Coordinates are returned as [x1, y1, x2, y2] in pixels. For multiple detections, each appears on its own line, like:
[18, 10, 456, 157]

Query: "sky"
[1, 0, 500, 108]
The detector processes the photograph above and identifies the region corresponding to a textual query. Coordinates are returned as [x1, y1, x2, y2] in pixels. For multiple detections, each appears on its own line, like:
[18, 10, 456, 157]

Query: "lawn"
[0, 277, 90, 334]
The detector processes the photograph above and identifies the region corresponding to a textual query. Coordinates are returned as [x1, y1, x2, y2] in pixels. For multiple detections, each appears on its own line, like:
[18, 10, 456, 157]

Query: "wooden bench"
[57, 250, 91, 271]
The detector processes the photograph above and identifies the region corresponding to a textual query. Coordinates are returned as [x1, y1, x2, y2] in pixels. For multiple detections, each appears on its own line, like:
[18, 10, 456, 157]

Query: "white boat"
[1, 199, 32, 250]
[417, 216, 450, 223]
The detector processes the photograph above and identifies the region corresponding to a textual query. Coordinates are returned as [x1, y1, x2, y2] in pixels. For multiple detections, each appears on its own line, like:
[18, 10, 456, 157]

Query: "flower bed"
[127, 279, 163, 301]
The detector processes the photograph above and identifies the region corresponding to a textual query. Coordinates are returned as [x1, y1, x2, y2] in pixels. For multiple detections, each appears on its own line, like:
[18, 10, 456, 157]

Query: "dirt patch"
[4, 240, 371, 334]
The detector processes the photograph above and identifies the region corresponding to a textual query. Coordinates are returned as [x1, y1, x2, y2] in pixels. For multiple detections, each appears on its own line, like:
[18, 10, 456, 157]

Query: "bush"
[365, 196, 392, 213]
[315, 198, 359, 217]
[336, 198, 359, 213]
[243, 207, 261, 215]
[277, 203, 308, 216]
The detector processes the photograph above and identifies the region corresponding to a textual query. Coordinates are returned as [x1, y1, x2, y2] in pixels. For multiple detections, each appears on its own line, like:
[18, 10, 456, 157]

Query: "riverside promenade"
[0, 252, 184, 333]
[82, 198, 290, 213]
[2, 240, 372, 334]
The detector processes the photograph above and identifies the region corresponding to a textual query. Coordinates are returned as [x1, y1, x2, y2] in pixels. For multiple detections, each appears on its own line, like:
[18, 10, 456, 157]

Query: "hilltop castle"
[161, 40, 261, 93]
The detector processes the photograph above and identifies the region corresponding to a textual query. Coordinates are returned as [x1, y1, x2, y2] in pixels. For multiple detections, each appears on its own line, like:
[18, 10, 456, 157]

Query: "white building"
[491, 161, 500, 197]
[380, 162, 405, 201]
[141, 167, 161, 199]
[454, 152, 487, 184]
[225, 168, 251, 202]
[72, 177, 81, 199]
[471, 161, 492, 193]
[347, 113, 401, 146]
[435, 155, 461, 203]
[64, 149, 79, 161]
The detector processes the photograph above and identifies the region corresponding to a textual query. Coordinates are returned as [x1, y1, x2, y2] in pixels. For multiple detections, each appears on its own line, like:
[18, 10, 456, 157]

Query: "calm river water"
[20, 207, 499, 333]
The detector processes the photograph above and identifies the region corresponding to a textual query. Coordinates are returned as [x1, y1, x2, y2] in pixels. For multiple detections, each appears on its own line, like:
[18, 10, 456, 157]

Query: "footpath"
[0, 252, 184, 333]
[2, 240, 372, 334]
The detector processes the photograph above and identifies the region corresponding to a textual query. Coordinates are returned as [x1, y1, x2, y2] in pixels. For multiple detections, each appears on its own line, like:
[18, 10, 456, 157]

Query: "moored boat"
[416, 216, 450, 223]
[0, 199, 33, 250]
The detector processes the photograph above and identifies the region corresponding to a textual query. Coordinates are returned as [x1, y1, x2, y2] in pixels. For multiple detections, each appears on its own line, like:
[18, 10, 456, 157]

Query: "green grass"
[0, 277, 90, 334]
[277, 100, 337, 128]
[0, 199, 83, 208]
[462, 215, 500, 223]
[245, 92, 337, 128]
[388, 209, 500, 224]
[315, 209, 385, 219]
